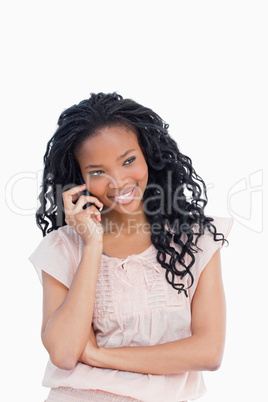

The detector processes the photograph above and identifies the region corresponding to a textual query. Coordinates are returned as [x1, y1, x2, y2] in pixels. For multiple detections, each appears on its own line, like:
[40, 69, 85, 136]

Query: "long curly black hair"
[36, 92, 227, 296]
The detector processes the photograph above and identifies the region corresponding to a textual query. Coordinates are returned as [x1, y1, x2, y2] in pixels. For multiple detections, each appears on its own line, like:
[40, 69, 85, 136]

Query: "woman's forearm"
[42, 240, 102, 369]
[91, 334, 223, 375]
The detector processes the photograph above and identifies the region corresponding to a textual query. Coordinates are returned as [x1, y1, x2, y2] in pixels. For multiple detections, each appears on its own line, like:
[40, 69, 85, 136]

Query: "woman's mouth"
[109, 185, 137, 205]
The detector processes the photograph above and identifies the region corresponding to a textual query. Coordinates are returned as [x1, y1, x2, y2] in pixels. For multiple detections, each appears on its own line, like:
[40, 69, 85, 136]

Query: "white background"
[1, 1, 267, 401]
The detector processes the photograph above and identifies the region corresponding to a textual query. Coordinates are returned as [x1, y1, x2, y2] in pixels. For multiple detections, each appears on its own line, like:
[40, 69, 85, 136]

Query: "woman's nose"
[108, 171, 129, 189]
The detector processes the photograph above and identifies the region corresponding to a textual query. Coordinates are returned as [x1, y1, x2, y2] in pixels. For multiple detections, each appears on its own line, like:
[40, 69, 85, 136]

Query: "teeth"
[114, 190, 132, 199]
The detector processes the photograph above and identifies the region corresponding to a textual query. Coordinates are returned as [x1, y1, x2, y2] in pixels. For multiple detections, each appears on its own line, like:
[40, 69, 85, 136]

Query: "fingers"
[83, 206, 102, 223]
[62, 184, 86, 205]
[62, 185, 103, 212]
[74, 195, 97, 211]
[63, 185, 103, 230]
[65, 206, 102, 229]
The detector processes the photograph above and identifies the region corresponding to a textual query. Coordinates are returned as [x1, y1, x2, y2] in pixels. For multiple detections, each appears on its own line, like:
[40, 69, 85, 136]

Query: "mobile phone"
[77, 171, 103, 212]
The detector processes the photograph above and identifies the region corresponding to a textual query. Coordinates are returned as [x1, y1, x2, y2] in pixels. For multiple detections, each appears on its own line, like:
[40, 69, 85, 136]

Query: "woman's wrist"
[82, 229, 103, 246]
[94, 347, 109, 368]
[81, 346, 107, 368]
[82, 235, 103, 253]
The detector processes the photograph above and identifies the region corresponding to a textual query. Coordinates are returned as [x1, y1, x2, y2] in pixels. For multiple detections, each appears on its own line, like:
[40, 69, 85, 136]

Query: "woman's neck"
[102, 206, 149, 236]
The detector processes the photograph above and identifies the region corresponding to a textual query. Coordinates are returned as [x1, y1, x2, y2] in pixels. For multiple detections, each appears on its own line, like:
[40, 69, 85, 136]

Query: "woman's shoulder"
[170, 215, 233, 246]
[29, 225, 82, 270]
[191, 215, 233, 268]
[194, 216, 233, 244]
[37, 225, 82, 248]
[55, 225, 82, 245]
[171, 215, 233, 266]
[188, 216, 233, 299]
[207, 215, 233, 232]
[29, 225, 82, 288]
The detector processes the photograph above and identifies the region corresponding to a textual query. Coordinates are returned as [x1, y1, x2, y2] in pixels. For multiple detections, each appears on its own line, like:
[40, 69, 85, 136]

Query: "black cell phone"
[77, 171, 102, 212]
[77, 171, 92, 209]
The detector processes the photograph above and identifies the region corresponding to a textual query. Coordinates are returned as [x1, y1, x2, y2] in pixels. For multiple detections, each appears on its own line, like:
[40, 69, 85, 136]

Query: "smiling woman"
[29, 92, 232, 402]
[75, 125, 148, 216]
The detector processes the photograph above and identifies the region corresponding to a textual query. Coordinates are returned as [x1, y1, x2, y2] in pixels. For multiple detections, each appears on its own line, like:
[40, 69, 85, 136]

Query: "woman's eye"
[89, 170, 103, 176]
[124, 157, 136, 165]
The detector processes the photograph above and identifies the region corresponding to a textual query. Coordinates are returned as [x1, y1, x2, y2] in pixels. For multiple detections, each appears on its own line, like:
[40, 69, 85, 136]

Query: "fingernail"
[99, 206, 103, 212]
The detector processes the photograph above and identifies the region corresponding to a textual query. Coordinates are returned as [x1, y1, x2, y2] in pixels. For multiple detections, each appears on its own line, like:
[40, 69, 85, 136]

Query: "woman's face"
[75, 125, 149, 216]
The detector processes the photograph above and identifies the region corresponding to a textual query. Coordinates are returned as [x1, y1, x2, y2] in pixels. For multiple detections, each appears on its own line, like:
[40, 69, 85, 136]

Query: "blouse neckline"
[101, 243, 154, 261]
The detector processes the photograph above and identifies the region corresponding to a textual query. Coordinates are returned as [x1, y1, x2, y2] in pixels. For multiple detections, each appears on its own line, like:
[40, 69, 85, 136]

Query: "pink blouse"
[29, 216, 233, 402]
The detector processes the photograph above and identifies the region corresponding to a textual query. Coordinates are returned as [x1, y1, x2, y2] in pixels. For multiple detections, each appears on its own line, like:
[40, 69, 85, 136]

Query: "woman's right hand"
[63, 184, 104, 245]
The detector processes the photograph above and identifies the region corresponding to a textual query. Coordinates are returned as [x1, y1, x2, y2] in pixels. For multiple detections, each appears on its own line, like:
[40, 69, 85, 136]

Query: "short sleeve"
[188, 216, 233, 300]
[29, 226, 81, 289]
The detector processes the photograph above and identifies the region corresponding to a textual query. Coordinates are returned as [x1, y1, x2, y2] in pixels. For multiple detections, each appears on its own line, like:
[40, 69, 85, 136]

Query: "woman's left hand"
[79, 326, 100, 366]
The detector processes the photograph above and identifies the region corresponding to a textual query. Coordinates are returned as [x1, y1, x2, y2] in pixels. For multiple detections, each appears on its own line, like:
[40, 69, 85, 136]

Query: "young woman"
[29, 92, 233, 402]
